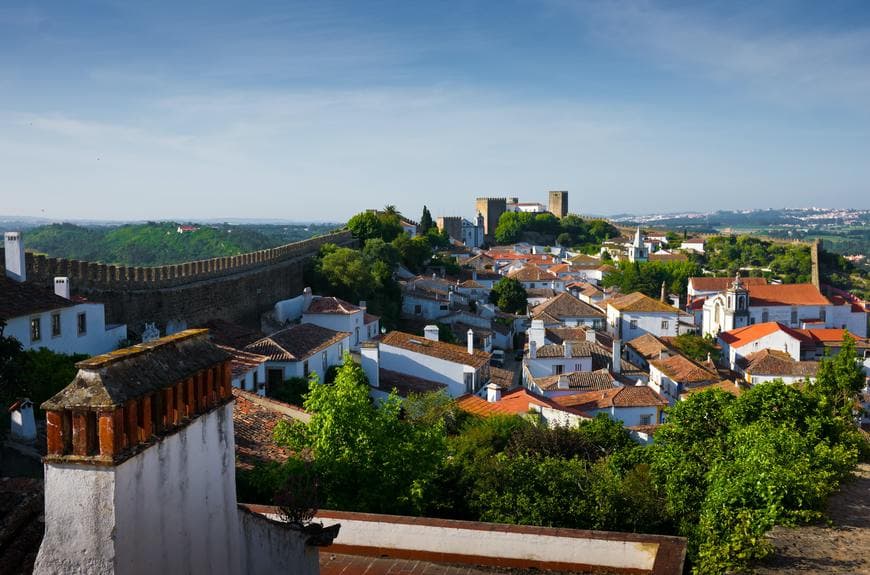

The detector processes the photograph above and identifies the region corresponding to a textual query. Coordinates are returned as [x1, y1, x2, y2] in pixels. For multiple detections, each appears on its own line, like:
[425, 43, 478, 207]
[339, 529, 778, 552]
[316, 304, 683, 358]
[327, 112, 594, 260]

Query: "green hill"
[22, 222, 339, 266]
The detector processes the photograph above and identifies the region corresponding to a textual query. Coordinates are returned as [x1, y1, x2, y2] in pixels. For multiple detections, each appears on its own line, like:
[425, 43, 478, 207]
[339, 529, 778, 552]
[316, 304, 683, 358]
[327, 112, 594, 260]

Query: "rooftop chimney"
[54, 277, 70, 300]
[9, 398, 36, 443]
[359, 300, 367, 312]
[612, 339, 622, 374]
[529, 340, 537, 359]
[4, 231, 26, 283]
[660, 281, 667, 302]
[486, 382, 502, 403]
[557, 374, 569, 390]
[585, 329, 597, 343]
[529, 319, 546, 348]
[563, 340, 572, 358]
[467, 329, 475, 355]
[424, 325, 440, 341]
[302, 286, 313, 311]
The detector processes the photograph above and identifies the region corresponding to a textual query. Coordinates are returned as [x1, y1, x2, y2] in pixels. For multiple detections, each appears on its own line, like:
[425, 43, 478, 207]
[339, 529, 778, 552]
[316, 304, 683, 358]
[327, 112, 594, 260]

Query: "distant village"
[1, 191, 869, 574]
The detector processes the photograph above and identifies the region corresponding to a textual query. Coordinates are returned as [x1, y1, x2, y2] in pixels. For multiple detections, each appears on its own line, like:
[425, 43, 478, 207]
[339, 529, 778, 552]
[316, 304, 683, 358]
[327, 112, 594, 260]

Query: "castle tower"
[548, 191, 568, 219]
[34, 330, 242, 575]
[475, 197, 507, 241]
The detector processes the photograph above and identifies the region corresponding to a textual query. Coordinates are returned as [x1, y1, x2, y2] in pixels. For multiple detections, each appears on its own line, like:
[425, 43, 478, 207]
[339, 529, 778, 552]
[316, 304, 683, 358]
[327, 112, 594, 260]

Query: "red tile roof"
[689, 276, 768, 292]
[718, 322, 803, 348]
[626, 333, 672, 360]
[533, 369, 616, 392]
[507, 265, 559, 282]
[650, 353, 718, 383]
[232, 388, 308, 470]
[246, 324, 350, 362]
[377, 369, 448, 397]
[305, 296, 362, 315]
[747, 283, 831, 307]
[553, 385, 668, 410]
[217, 345, 269, 379]
[607, 292, 679, 313]
[742, 349, 819, 378]
[531, 292, 605, 322]
[380, 331, 490, 369]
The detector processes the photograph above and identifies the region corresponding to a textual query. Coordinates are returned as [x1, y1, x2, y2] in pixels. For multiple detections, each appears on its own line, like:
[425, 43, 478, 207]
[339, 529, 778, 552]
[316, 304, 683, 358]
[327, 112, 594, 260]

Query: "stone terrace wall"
[2, 231, 354, 335]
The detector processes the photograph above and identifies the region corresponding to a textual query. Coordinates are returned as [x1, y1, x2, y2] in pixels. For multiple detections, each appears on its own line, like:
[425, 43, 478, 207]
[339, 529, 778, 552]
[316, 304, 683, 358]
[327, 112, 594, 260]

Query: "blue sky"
[2, 1, 870, 222]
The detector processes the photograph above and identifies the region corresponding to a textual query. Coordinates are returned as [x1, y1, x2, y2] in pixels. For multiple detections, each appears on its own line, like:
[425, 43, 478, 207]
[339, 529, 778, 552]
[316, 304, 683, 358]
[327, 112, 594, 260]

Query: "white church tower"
[627, 226, 648, 263]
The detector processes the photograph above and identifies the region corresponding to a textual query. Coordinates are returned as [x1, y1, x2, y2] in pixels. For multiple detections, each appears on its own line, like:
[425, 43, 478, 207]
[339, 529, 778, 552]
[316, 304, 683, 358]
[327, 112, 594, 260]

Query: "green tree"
[489, 277, 528, 314]
[670, 334, 720, 363]
[347, 210, 403, 243]
[275, 355, 447, 514]
[419, 206, 434, 235]
[807, 335, 867, 420]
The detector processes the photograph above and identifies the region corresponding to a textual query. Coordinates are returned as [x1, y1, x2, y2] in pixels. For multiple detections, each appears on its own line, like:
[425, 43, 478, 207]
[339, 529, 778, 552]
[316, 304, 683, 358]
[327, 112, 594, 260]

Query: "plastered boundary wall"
[242, 506, 687, 575]
[1, 231, 353, 290]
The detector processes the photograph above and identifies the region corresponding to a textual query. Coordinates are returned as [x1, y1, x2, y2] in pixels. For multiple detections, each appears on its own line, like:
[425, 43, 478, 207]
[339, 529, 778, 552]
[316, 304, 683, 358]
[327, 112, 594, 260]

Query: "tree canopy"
[493, 212, 618, 249]
[489, 277, 528, 314]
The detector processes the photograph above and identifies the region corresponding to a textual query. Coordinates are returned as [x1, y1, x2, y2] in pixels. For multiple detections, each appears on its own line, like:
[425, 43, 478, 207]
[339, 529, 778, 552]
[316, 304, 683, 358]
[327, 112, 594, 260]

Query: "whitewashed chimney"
[563, 340, 573, 358]
[360, 341, 380, 388]
[612, 339, 622, 374]
[53, 277, 70, 299]
[302, 286, 313, 311]
[557, 374, 569, 390]
[359, 300, 367, 312]
[424, 325, 440, 341]
[529, 340, 537, 359]
[9, 398, 36, 443]
[529, 319, 546, 349]
[585, 329, 597, 343]
[486, 382, 501, 403]
[4, 231, 26, 283]
[467, 329, 474, 355]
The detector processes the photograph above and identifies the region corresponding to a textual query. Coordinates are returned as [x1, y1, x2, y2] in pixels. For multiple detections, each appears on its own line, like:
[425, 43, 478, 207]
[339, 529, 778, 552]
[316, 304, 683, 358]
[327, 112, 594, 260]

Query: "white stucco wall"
[380, 344, 478, 397]
[524, 356, 593, 378]
[303, 310, 367, 349]
[233, 364, 267, 396]
[830, 304, 868, 337]
[238, 509, 319, 575]
[586, 405, 659, 427]
[608, 308, 678, 340]
[722, 330, 802, 369]
[5, 302, 126, 356]
[112, 404, 242, 575]
[35, 465, 118, 575]
[265, 335, 350, 384]
[402, 295, 450, 320]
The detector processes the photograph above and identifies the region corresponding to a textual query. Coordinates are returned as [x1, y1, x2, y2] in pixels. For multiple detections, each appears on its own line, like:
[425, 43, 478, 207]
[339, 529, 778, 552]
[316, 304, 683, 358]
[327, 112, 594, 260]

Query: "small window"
[51, 313, 62, 337]
[303, 361, 309, 378]
[339, 343, 344, 356]
[790, 307, 798, 325]
[252, 370, 259, 392]
[414, 304, 422, 314]
[661, 320, 669, 330]
[463, 372, 474, 393]
[639, 414, 652, 426]
[761, 309, 769, 323]
[77, 312, 87, 336]
[819, 308, 826, 322]
[553, 364, 564, 375]
[30, 317, 42, 342]
[322, 351, 328, 373]
[629, 319, 638, 330]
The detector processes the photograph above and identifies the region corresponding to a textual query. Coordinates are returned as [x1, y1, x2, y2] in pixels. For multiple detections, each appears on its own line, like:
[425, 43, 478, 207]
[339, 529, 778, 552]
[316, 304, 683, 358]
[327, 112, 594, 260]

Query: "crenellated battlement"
[3, 230, 352, 290]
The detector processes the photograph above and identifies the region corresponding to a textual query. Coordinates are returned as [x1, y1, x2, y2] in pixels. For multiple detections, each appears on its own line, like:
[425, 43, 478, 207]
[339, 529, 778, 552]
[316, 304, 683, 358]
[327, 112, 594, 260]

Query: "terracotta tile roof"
[455, 394, 516, 416]
[535, 342, 596, 358]
[380, 330, 490, 369]
[531, 292, 605, 321]
[533, 369, 616, 392]
[526, 288, 557, 299]
[689, 276, 768, 292]
[0, 276, 74, 321]
[648, 252, 688, 262]
[364, 313, 380, 325]
[607, 292, 679, 313]
[217, 345, 269, 379]
[0, 477, 44, 573]
[490, 366, 515, 389]
[553, 385, 668, 410]
[305, 296, 362, 315]
[798, 328, 864, 344]
[747, 283, 831, 307]
[650, 353, 718, 384]
[377, 369, 448, 397]
[544, 327, 588, 344]
[718, 322, 803, 348]
[568, 253, 601, 265]
[626, 333, 672, 360]
[200, 319, 264, 348]
[246, 324, 350, 362]
[232, 388, 308, 470]
[743, 349, 819, 378]
[683, 379, 750, 397]
[507, 264, 558, 282]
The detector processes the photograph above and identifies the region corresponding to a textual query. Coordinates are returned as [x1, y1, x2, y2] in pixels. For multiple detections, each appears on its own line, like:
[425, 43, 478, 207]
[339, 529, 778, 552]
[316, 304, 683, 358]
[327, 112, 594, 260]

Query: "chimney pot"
[424, 325, 440, 342]
[54, 277, 70, 300]
[4, 231, 26, 283]
[557, 374, 569, 390]
[467, 329, 474, 355]
[612, 339, 622, 374]
[529, 340, 537, 359]
[486, 382, 501, 403]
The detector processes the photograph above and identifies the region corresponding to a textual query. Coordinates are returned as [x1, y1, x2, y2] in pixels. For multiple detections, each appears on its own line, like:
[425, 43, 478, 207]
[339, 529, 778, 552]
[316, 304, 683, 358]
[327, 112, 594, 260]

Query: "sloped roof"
[747, 284, 831, 307]
[743, 349, 819, 377]
[305, 296, 362, 315]
[232, 388, 309, 470]
[455, 394, 516, 417]
[544, 327, 589, 345]
[535, 341, 596, 358]
[200, 319, 264, 349]
[507, 265, 558, 282]
[689, 276, 767, 292]
[43, 330, 229, 410]
[533, 369, 616, 392]
[718, 322, 803, 348]
[607, 292, 679, 313]
[0, 276, 74, 321]
[380, 331, 490, 369]
[682, 379, 750, 398]
[531, 292, 605, 321]
[246, 324, 350, 362]
[648, 252, 688, 262]
[649, 353, 718, 384]
[377, 369, 448, 397]
[626, 333, 672, 360]
[217, 345, 269, 379]
[553, 385, 668, 410]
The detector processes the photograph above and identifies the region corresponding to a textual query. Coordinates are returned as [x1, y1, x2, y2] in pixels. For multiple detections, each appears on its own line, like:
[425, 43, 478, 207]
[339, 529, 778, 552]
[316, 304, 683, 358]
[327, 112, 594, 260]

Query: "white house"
[507, 265, 565, 292]
[702, 279, 867, 337]
[648, 352, 719, 405]
[739, 349, 818, 385]
[606, 292, 680, 340]
[681, 238, 705, 254]
[530, 292, 606, 330]
[219, 345, 269, 396]
[303, 295, 380, 350]
[402, 276, 464, 320]
[361, 328, 493, 399]
[245, 323, 351, 388]
[551, 386, 668, 427]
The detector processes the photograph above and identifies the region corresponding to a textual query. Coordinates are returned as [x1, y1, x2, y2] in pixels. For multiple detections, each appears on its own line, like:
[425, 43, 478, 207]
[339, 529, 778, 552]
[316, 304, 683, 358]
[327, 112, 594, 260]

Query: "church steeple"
[627, 226, 648, 263]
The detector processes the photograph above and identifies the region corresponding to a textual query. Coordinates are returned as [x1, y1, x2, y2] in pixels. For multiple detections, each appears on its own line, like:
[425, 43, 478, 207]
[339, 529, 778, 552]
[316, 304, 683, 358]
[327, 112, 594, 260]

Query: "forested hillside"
[20, 222, 339, 266]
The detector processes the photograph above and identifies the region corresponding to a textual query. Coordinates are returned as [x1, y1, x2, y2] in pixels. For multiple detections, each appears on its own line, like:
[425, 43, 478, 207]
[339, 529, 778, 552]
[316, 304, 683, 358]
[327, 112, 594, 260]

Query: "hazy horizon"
[3, 1, 870, 221]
